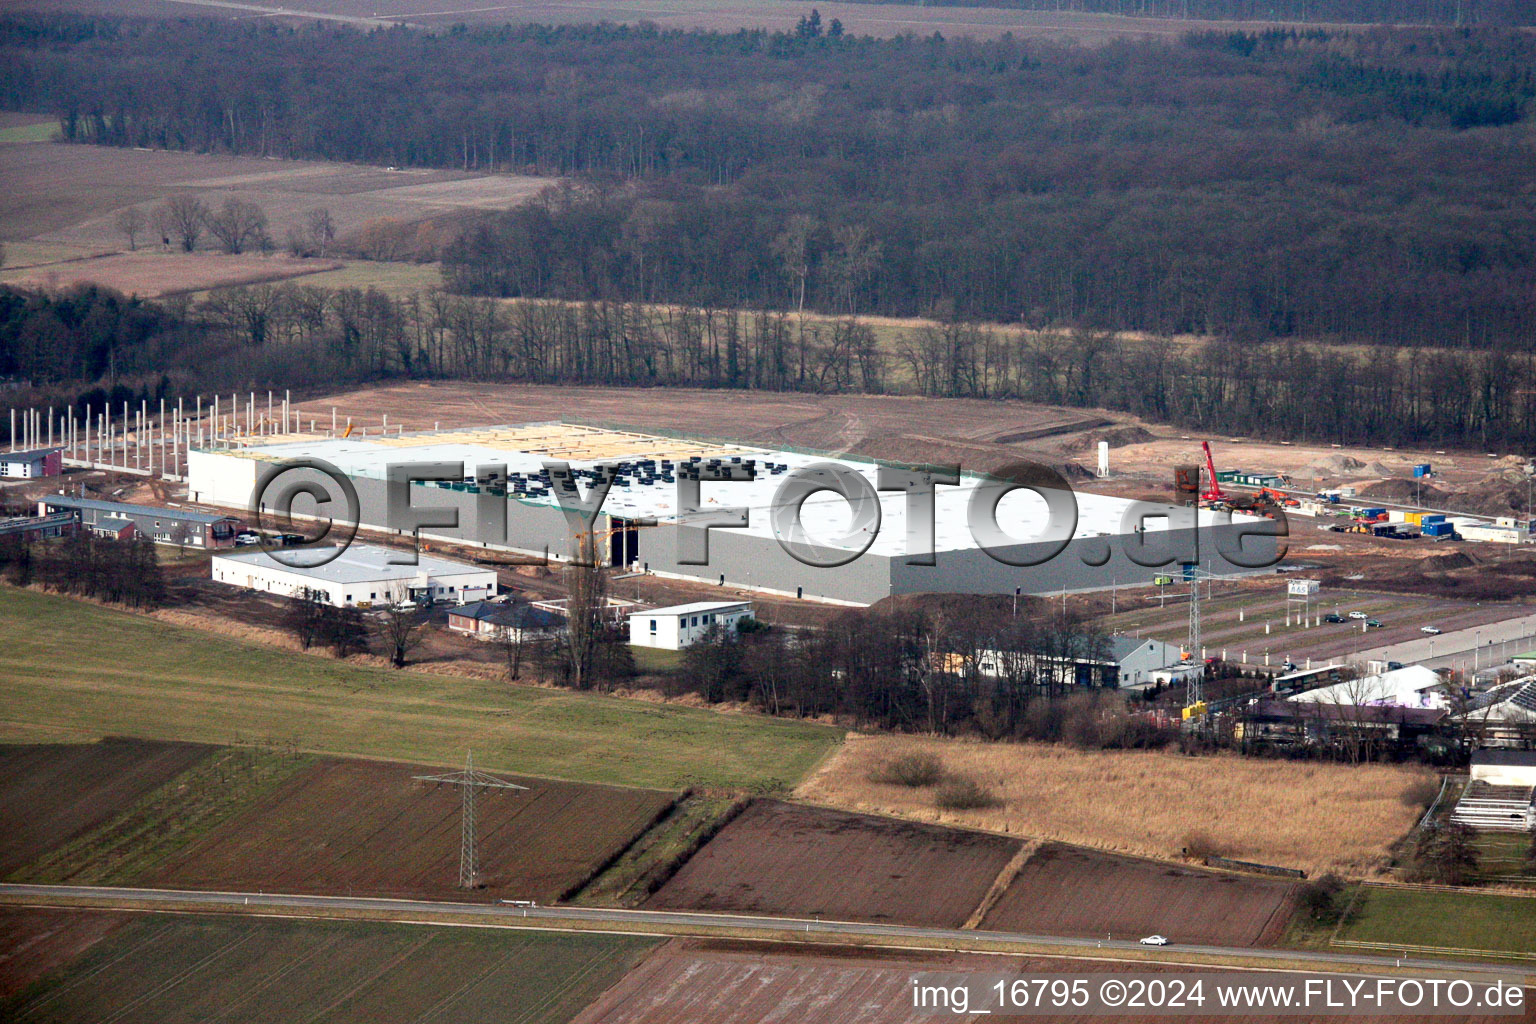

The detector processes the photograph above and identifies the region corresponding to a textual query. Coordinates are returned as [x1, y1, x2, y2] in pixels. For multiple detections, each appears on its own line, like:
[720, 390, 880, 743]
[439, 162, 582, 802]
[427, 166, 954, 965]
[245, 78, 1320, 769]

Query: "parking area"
[1098, 580, 1530, 671]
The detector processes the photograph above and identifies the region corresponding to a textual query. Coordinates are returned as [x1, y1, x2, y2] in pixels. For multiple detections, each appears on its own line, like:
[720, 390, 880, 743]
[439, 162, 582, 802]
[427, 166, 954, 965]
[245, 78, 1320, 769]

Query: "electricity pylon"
[414, 751, 526, 889]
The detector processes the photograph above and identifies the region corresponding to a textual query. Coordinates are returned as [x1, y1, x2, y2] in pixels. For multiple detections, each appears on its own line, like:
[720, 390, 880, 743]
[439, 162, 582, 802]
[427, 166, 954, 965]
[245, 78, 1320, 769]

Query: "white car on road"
[1421, 626, 1442, 634]
[1348, 611, 1368, 620]
[1139, 935, 1169, 946]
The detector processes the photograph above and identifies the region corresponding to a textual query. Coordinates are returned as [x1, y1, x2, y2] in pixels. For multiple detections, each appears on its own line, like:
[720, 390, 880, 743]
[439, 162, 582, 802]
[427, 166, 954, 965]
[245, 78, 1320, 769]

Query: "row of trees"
[670, 599, 1129, 739]
[3, 17, 1535, 346]
[0, 530, 166, 608]
[11, 281, 1536, 462]
[839, 0, 1534, 26]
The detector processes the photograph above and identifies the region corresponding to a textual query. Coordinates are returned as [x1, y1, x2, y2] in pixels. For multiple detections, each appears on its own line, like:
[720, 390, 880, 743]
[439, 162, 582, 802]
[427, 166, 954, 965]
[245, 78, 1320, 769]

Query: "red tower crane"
[1200, 441, 1226, 502]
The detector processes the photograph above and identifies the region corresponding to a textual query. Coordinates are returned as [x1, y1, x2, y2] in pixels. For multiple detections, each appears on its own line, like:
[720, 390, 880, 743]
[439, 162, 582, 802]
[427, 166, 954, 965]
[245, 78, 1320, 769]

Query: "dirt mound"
[1358, 478, 1448, 503]
[1419, 551, 1475, 572]
[1302, 454, 1365, 476]
[1080, 425, 1155, 449]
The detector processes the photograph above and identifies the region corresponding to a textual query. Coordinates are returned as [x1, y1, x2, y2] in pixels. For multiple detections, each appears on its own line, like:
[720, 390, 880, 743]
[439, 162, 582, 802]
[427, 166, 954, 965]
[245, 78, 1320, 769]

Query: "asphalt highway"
[1, 883, 1526, 978]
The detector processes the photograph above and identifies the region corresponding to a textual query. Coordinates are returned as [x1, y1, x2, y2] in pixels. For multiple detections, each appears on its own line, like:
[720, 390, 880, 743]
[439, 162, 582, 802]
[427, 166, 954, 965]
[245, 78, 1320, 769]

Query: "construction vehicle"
[1200, 441, 1225, 503]
[1255, 486, 1299, 507]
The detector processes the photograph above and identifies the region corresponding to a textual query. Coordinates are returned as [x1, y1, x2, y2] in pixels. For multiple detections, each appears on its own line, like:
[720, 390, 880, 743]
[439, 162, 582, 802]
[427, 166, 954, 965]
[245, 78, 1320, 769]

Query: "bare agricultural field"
[1, 251, 342, 299]
[979, 842, 1295, 947]
[148, 756, 677, 902]
[646, 799, 1020, 927]
[0, 910, 656, 1024]
[0, 139, 548, 247]
[22, 0, 1333, 42]
[0, 908, 126, 1003]
[575, 938, 1535, 1024]
[299, 380, 1128, 475]
[0, 738, 214, 877]
[796, 734, 1432, 877]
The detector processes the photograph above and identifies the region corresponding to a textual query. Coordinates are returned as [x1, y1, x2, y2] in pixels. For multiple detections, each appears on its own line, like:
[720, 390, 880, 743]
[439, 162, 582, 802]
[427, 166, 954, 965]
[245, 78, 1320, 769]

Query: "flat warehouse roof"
[43, 494, 235, 525]
[639, 601, 753, 617]
[213, 543, 490, 584]
[203, 423, 1265, 558]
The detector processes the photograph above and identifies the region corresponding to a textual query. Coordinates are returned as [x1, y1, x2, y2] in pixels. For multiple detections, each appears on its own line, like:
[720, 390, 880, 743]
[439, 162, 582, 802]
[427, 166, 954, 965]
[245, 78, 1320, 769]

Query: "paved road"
[1, 883, 1525, 978]
[1350, 611, 1536, 673]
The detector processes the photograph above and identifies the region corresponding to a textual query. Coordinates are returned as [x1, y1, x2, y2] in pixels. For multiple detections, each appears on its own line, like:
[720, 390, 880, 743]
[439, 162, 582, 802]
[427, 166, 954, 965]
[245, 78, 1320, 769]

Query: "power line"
[414, 751, 526, 890]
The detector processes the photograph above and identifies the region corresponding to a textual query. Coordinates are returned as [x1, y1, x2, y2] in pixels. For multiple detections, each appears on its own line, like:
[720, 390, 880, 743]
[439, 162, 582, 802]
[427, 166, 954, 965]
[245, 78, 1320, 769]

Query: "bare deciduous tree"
[772, 214, 817, 315]
[155, 196, 211, 252]
[206, 199, 269, 254]
[114, 206, 146, 251]
[282, 585, 328, 651]
[306, 207, 336, 256]
[377, 582, 427, 668]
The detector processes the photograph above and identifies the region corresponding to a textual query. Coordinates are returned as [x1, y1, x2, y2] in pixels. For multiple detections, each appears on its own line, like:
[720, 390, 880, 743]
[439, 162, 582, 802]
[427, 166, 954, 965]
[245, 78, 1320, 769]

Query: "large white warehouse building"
[188, 422, 1279, 606]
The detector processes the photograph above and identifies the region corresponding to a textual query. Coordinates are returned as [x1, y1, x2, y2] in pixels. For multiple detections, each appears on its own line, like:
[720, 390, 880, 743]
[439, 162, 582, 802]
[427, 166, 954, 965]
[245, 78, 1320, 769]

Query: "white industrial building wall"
[630, 614, 683, 649]
[209, 555, 496, 608]
[188, 450, 261, 509]
[211, 555, 345, 605]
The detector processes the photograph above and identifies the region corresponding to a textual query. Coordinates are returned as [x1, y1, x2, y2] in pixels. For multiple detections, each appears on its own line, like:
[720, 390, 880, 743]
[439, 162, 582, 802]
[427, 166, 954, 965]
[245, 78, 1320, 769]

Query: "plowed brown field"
[646, 800, 1019, 927]
[149, 757, 675, 902]
[0, 739, 213, 876]
[979, 842, 1296, 946]
[573, 939, 1536, 1024]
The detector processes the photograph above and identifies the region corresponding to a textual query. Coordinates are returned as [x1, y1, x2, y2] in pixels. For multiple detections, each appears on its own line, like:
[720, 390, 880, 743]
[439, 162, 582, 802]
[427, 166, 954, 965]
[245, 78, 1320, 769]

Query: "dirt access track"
[149, 756, 676, 903]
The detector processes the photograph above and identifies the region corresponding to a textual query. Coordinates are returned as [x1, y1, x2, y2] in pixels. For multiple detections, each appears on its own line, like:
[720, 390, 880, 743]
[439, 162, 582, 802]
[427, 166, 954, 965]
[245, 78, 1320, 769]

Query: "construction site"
[176, 416, 1277, 606]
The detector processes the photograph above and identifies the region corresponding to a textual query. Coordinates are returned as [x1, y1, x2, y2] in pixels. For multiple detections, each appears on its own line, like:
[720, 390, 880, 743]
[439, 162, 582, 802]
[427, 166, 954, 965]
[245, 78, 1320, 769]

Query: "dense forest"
[2, 16, 1536, 350]
[839, 0, 1536, 26]
[7, 283, 1536, 458]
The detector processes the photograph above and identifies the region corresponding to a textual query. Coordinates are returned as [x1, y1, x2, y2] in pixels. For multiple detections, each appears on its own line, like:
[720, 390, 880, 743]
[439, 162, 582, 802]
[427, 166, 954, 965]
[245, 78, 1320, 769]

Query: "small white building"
[211, 543, 497, 608]
[629, 601, 754, 650]
[0, 446, 62, 478]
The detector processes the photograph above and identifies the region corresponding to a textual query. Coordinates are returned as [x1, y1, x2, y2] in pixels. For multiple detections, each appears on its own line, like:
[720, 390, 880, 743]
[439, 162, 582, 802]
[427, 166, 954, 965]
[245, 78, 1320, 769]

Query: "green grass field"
[1337, 887, 1536, 956]
[0, 587, 840, 791]
[1, 911, 656, 1024]
[1286, 884, 1536, 959]
[0, 120, 55, 144]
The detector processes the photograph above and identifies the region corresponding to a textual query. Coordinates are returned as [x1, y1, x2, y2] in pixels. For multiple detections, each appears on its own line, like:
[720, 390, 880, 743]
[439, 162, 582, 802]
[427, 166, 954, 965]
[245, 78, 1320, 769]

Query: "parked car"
[1324, 613, 1345, 623]
[234, 531, 261, 546]
[1366, 619, 1384, 628]
[1348, 611, 1368, 620]
[1139, 935, 1170, 946]
[1421, 626, 1442, 634]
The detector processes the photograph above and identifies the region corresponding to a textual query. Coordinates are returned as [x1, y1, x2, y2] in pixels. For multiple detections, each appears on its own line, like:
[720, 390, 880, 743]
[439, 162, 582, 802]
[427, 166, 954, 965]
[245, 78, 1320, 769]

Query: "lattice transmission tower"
[414, 751, 526, 889]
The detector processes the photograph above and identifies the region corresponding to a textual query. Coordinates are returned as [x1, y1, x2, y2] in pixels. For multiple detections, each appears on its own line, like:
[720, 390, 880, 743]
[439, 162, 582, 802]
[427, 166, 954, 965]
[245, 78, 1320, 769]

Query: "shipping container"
[1420, 514, 1445, 525]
